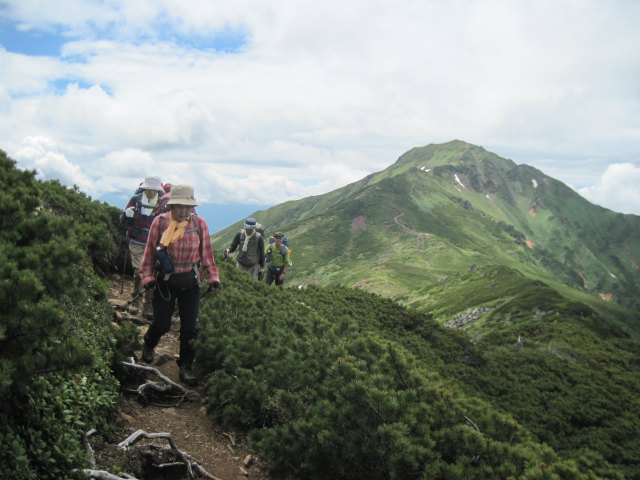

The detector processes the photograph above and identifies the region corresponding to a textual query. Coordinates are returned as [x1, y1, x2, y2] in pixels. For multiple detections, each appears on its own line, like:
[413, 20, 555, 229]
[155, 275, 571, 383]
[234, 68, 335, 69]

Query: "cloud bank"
[0, 0, 639, 214]
[579, 163, 640, 215]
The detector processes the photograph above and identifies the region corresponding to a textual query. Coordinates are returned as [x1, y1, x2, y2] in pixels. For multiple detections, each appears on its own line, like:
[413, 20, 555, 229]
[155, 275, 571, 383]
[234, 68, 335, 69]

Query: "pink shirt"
[140, 213, 219, 286]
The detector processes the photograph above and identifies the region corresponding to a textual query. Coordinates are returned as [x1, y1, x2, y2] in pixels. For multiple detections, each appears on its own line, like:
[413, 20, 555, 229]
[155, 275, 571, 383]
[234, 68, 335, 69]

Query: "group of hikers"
[120, 175, 292, 386]
[222, 217, 291, 286]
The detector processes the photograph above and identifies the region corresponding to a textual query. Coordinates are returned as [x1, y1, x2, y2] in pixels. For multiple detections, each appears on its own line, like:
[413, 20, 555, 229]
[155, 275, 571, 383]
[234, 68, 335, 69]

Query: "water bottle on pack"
[155, 246, 174, 274]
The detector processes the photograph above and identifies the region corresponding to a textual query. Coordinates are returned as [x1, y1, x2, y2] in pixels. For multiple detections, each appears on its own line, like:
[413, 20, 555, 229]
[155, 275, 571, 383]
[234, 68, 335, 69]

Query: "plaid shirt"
[140, 212, 219, 286]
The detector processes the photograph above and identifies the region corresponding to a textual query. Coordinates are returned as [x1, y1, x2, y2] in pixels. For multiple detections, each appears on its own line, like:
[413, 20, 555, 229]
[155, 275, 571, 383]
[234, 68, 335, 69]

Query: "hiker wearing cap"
[120, 175, 166, 317]
[139, 185, 221, 386]
[222, 217, 265, 281]
[264, 232, 291, 287]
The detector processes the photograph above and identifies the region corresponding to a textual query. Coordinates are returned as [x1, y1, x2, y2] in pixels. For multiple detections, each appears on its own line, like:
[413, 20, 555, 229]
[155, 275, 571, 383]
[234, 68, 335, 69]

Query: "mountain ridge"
[211, 140, 640, 332]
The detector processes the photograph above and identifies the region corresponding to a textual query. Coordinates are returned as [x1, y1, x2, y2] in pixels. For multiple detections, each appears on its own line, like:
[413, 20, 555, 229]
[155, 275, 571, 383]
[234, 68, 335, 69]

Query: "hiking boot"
[128, 299, 140, 315]
[141, 342, 155, 364]
[179, 365, 197, 386]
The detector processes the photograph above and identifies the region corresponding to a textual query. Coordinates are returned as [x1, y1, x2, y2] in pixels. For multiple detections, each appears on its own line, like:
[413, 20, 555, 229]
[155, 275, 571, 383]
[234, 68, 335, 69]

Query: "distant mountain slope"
[211, 140, 640, 327]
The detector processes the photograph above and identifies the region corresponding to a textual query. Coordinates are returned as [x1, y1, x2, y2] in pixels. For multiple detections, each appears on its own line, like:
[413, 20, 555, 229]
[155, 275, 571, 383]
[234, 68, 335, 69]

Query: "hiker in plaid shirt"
[139, 185, 220, 386]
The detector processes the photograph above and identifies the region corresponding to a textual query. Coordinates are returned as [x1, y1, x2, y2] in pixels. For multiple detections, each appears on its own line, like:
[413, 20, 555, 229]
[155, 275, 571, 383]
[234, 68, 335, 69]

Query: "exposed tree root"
[77, 429, 221, 480]
[120, 359, 195, 406]
[76, 469, 139, 479]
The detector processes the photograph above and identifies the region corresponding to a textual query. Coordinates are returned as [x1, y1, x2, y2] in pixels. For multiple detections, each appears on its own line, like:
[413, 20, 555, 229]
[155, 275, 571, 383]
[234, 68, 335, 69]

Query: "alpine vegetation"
[2, 142, 640, 479]
[0, 151, 127, 479]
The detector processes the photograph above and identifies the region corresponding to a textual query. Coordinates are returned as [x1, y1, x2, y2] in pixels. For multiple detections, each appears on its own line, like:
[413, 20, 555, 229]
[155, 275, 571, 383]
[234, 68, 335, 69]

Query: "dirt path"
[108, 275, 267, 480]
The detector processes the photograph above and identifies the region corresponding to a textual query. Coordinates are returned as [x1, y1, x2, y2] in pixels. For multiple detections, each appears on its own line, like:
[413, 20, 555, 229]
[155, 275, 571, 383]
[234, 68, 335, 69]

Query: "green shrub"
[0, 153, 120, 479]
[196, 275, 597, 479]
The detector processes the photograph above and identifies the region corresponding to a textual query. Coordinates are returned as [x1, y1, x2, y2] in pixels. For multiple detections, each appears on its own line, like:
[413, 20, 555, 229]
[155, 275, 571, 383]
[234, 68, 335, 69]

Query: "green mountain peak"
[212, 140, 640, 334]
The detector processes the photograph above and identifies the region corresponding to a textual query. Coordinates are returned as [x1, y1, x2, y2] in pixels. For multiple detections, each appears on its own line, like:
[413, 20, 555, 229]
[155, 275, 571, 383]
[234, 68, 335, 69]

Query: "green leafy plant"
[0, 152, 121, 479]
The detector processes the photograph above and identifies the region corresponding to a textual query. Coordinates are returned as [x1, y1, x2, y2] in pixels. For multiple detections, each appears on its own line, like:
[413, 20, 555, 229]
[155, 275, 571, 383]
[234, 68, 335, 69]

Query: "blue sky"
[1, 0, 640, 231]
[0, 24, 67, 56]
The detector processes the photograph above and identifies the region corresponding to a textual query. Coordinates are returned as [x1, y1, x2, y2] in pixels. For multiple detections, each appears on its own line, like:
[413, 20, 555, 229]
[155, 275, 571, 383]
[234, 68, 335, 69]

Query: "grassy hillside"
[212, 140, 640, 333]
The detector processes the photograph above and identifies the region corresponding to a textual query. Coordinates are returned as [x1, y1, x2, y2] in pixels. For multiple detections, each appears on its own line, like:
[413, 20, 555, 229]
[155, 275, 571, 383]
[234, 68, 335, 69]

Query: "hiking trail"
[107, 275, 267, 480]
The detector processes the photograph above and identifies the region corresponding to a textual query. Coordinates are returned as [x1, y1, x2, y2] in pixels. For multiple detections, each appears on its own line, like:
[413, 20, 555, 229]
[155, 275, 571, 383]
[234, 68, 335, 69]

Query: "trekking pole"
[119, 290, 144, 311]
[120, 247, 129, 294]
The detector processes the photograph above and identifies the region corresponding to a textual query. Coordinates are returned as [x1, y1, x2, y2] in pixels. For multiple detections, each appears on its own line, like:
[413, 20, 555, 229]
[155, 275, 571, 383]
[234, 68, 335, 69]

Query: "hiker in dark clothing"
[139, 185, 220, 386]
[223, 217, 265, 281]
[120, 175, 165, 318]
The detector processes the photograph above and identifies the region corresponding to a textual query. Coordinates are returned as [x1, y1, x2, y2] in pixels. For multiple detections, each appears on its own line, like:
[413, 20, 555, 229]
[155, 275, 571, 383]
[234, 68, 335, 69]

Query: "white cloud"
[0, 0, 639, 218]
[14, 136, 94, 192]
[579, 163, 640, 215]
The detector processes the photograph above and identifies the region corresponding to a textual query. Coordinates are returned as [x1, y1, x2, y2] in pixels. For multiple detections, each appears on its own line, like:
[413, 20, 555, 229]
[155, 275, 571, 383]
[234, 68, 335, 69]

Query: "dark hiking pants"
[144, 273, 200, 367]
[265, 265, 285, 287]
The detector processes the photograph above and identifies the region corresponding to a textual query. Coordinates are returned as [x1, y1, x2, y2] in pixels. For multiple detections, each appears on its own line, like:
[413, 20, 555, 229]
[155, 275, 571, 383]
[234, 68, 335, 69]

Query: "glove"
[257, 268, 264, 281]
[211, 281, 221, 290]
[125, 206, 135, 218]
[144, 280, 156, 290]
[223, 249, 229, 258]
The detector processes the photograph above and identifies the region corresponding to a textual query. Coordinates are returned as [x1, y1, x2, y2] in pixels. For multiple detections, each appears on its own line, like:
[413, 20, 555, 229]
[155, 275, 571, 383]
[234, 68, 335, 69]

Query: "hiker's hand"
[211, 281, 221, 290]
[125, 206, 135, 218]
[223, 249, 229, 258]
[144, 280, 156, 290]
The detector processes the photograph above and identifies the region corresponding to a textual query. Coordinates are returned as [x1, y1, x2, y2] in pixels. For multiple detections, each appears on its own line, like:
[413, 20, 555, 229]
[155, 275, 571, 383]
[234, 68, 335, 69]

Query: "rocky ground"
[104, 275, 267, 480]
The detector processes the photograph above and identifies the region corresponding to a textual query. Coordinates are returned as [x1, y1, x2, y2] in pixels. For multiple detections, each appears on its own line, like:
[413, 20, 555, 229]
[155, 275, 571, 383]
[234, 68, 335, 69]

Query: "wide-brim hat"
[140, 175, 164, 192]
[167, 185, 200, 206]
[273, 231, 285, 238]
[244, 217, 257, 229]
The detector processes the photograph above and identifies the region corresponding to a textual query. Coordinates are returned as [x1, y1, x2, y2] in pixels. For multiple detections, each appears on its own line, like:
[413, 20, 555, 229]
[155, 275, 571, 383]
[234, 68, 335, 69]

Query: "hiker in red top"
[139, 185, 220, 386]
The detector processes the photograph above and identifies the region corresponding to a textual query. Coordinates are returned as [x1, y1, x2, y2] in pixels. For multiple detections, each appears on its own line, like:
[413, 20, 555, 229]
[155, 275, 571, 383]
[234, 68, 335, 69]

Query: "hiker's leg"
[237, 263, 260, 281]
[144, 283, 175, 348]
[248, 263, 260, 280]
[128, 273, 142, 314]
[132, 274, 142, 300]
[128, 242, 146, 298]
[176, 285, 200, 367]
[268, 266, 284, 287]
[236, 262, 254, 278]
[142, 287, 154, 318]
[265, 269, 274, 285]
